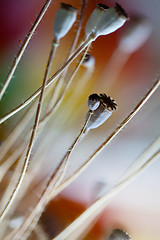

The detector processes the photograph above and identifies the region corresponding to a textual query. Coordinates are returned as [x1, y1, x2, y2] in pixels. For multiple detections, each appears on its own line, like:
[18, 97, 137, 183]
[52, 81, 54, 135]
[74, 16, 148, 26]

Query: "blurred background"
[0, 0, 160, 239]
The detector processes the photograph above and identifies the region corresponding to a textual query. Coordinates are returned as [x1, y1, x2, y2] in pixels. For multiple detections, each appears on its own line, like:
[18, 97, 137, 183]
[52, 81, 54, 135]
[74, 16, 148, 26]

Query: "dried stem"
[71, 0, 87, 53]
[0, 146, 24, 182]
[0, 45, 90, 239]
[121, 135, 160, 180]
[0, 40, 57, 223]
[6, 111, 92, 240]
[34, 224, 48, 240]
[44, 0, 87, 113]
[0, 102, 37, 163]
[4, 74, 158, 226]
[0, 45, 90, 182]
[4, 68, 160, 240]
[0, 0, 53, 100]
[53, 150, 160, 240]
[0, 36, 93, 125]
[61, 56, 95, 125]
[0, 139, 50, 239]
[76, 77, 160, 172]
[0, 150, 26, 214]
[50, 110, 92, 188]
[49, 76, 160, 198]
[40, 44, 91, 128]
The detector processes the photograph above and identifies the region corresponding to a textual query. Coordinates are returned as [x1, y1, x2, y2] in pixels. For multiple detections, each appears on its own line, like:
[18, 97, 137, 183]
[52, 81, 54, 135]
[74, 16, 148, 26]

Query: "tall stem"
[0, 37, 93, 124]
[44, 0, 87, 118]
[53, 150, 160, 240]
[7, 111, 92, 240]
[0, 40, 58, 223]
[50, 76, 160, 198]
[0, 0, 53, 100]
[39, 44, 91, 129]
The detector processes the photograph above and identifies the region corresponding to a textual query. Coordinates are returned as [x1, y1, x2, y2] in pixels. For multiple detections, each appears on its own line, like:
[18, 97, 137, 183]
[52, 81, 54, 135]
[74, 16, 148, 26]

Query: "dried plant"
[0, 1, 160, 240]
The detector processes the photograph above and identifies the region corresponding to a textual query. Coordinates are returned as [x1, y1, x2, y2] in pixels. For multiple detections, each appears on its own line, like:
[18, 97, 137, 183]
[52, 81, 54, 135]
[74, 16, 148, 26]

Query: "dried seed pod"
[85, 3, 128, 40]
[119, 16, 152, 54]
[107, 229, 131, 240]
[85, 3, 109, 39]
[85, 104, 112, 130]
[86, 93, 117, 130]
[82, 53, 95, 69]
[53, 3, 77, 42]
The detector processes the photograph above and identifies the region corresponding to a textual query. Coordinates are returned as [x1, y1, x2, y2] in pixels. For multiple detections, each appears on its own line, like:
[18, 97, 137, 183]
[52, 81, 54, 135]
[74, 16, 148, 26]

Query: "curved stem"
[7, 111, 92, 240]
[5, 76, 160, 240]
[0, 46, 89, 179]
[0, 37, 93, 125]
[50, 76, 160, 198]
[0, 146, 24, 182]
[44, 0, 87, 118]
[0, 102, 37, 163]
[39, 44, 91, 129]
[0, 45, 91, 181]
[0, 40, 57, 224]
[53, 150, 160, 240]
[0, 0, 53, 100]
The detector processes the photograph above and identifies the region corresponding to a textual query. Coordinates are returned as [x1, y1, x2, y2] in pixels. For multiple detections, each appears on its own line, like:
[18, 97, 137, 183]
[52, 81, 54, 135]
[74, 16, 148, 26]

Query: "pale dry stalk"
[0, 0, 53, 100]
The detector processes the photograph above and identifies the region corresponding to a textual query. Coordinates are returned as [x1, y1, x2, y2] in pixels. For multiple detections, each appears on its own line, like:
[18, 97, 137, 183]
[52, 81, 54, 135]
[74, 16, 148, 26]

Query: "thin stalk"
[0, 45, 90, 181]
[10, 71, 160, 240]
[0, 126, 47, 210]
[6, 111, 92, 240]
[0, 143, 34, 238]
[0, 36, 93, 125]
[16, 75, 157, 221]
[49, 76, 160, 199]
[0, 108, 41, 182]
[5, 72, 160, 238]
[39, 45, 91, 128]
[0, 88, 54, 176]
[0, 40, 58, 223]
[0, 102, 37, 163]
[34, 224, 48, 240]
[5, 61, 160, 240]
[120, 135, 160, 180]
[44, 0, 87, 114]
[0, 138, 50, 239]
[0, 150, 26, 213]
[50, 110, 92, 188]
[53, 150, 160, 240]
[75, 76, 160, 174]
[61, 56, 95, 126]
[0, 0, 53, 100]
[8, 76, 159, 214]
[4, 132, 160, 240]
[70, 0, 87, 53]
[0, 146, 24, 182]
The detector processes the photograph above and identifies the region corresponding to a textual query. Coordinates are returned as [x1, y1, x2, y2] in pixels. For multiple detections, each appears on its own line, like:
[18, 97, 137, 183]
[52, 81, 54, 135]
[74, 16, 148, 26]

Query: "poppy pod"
[85, 3, 128, 40]
[86, 94, 117, 130]
[85, 3, 109, 39]
[53, 3, 77, 42]
[94, 4, 128, 39]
